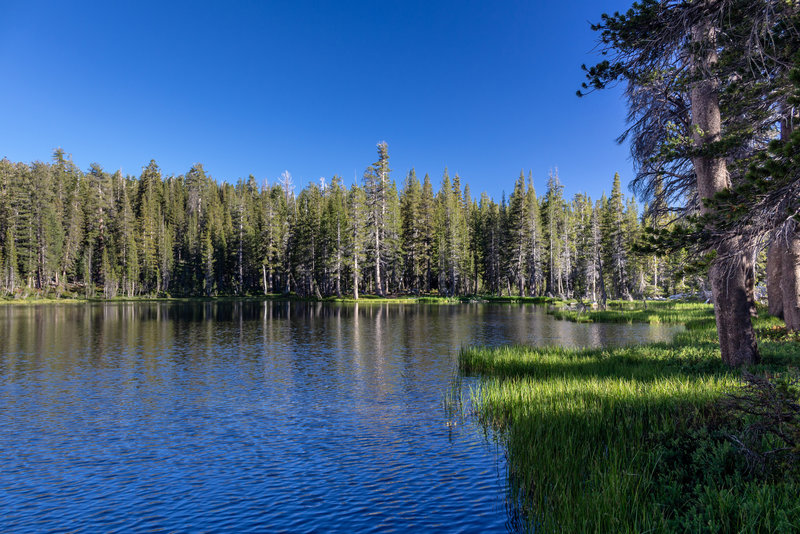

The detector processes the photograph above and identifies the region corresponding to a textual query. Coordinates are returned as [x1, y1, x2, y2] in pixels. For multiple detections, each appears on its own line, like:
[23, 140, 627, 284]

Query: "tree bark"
[745, 251, 758, 317]
[691, 20, 759, 366]
[374, 225, 383, 296]
[766, 104, 800, 328]
[780, 225, 800, 331]
[767, 240, 784, 318]
[353, 252, 359, 300]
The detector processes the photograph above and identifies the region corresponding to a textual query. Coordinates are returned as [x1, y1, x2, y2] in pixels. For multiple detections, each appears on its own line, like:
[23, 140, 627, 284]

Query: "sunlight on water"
[0, 302, 679, 532]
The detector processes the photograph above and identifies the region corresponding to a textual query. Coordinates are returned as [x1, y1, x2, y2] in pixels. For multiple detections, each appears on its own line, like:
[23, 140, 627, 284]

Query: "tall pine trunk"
[766, 107, 800, 329]
[691, 21, 759, 366]
[779, 225, 800, 330]
[353, 252, 359, 300]
[374, 225, 382, 296]
[767, 242, 784, 318]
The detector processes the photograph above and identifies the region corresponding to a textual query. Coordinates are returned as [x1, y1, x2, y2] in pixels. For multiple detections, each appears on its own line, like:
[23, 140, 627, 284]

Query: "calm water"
[0, 301, 680, 533]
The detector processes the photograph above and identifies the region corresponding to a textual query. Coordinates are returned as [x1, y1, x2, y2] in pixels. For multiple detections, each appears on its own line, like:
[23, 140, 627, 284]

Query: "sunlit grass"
[459, 308, 800, 532]
[0, 296, 84, 305]
[548, 300, 715, 325]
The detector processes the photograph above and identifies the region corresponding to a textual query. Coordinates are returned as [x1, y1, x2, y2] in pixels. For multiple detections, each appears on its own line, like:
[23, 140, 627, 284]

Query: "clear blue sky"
[0, 1, 637, 201]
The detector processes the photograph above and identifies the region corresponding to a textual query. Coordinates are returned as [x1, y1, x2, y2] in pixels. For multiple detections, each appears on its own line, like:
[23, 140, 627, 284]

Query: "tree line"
[0, 145, 697, 301]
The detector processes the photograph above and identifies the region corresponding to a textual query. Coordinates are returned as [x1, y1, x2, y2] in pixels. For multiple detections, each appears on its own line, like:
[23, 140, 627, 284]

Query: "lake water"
[0, 301, 680, 532]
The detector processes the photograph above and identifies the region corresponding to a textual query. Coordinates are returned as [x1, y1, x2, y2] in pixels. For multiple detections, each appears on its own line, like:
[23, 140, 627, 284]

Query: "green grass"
[484, 295, 566, 305]
[0, 296, 84, 305]
[459, 308, 800, 532]
[547, 300, 715, 325]
[0, 291, 567, 306]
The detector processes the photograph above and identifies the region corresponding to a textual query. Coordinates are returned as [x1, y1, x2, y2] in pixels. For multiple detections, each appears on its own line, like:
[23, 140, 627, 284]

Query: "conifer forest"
[0, 144, 697, 301]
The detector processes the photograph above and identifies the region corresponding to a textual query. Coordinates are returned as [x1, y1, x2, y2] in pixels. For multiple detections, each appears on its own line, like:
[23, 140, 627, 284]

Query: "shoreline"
[459, 302, 800, 531]
[0, 294, 564, 306]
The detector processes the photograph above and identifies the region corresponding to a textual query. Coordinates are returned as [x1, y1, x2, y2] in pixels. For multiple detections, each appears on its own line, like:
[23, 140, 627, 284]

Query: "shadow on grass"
[458, 313, 800, 532]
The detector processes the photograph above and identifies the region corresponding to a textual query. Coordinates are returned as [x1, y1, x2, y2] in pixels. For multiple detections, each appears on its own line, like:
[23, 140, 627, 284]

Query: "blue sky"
[0, 1, 637, 201]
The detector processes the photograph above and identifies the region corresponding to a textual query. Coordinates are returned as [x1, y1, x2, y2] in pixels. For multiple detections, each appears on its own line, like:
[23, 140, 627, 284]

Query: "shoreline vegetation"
[0, 292, 566, 305]
[458, 301, 800, 532]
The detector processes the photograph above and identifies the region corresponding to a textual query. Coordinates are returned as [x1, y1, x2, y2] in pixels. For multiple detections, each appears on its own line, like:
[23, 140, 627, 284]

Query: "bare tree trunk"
[745, 250, 758, 317]
[766, 105, 800, 328]
[314, 278, 323, 300]
[780, 226, 800, 331]
[691, 20, 759, 366]
[336, 223, 342, 297]
[353, 253, 359, 300]
[597, 251, 608, 310]
[653, 256, 658, 294]
[779, 95, 800, 329]
[374, 226, 383, 296]
[767, 241, 784, 318]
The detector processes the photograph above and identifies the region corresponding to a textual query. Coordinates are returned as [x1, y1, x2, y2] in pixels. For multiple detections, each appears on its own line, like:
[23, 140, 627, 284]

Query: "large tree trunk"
[765, 105, 800, 329]
[708, 240, 760, 366]
[767, 240, 784, 318]
[780, 225, 800, 331]
[691, 20, 759, 366]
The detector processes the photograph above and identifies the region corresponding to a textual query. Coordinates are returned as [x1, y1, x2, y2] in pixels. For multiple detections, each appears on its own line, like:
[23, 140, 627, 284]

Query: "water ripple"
[0, 301, 679, 532]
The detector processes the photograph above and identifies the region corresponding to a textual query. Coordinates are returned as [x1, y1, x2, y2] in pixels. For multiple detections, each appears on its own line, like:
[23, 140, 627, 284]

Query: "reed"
[547, 300, 715, 326]
[459, 309, 800, 532]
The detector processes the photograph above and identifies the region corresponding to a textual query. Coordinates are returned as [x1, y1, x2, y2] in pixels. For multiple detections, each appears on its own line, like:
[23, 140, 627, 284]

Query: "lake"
[0, 301, 680, 532]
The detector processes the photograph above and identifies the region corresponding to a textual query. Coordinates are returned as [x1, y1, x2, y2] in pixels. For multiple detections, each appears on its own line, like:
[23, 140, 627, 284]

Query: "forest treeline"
[0, 145, 695, 300]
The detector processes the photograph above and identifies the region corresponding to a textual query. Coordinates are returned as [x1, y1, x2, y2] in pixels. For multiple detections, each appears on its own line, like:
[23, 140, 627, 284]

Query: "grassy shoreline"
[547, 299, 715, 325]
[459, 302, 800, 531]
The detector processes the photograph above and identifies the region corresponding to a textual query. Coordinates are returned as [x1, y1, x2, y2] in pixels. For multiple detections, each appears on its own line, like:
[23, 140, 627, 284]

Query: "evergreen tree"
[506, 171, 528, 295]
[348, 183, 368, 299]
[541, 170, 565, 296]
[400, 169, 422, 293]
[363, 142, 390, 296]
[418, 173, 436, 292]
[524, 172, 544, 296]
[602, 173, 629, 299]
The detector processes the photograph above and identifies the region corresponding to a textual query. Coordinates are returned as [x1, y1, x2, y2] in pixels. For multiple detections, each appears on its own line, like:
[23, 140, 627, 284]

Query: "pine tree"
[363, 142, 390, 296]
[418, 173, 435, 292]
[400, 169, 422, 293]
[436, 168, 454, 295]
[571, 193, 594, 301]
[348, 183, 368, 299]
[136, 161, 163, 293]
[506, 171, 527, 295]
[113, 174, 139, 296]
[524, 172, 544, 296]
[541, 170, 565, 297]
[602, 173, 629, 299]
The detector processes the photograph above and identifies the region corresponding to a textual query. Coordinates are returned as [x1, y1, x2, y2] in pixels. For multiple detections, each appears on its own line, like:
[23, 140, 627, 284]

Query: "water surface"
[0, 301, 680, 532]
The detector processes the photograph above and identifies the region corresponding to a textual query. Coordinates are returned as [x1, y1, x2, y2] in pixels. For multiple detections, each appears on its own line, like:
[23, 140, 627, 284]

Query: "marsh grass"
[0, 296, 84, 305]
[460, 308, 800, 532]
[1, 292, 566, 306]
[548, 300, 715, 325]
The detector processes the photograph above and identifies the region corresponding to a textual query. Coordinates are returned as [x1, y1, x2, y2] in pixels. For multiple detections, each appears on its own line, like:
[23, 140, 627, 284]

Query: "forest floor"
[458, 301, 800, 532]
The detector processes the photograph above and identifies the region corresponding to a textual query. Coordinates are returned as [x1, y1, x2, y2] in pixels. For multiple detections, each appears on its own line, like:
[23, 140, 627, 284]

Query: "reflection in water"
[0, 302, 679, 532]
